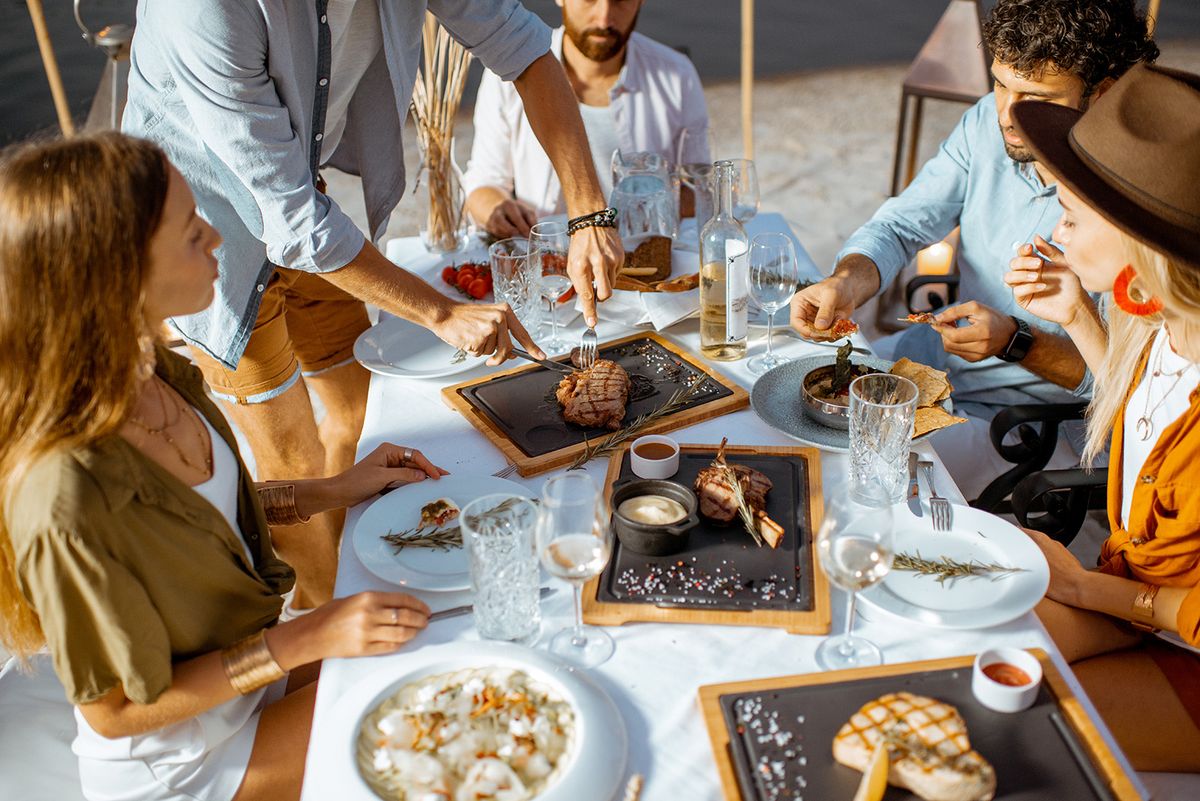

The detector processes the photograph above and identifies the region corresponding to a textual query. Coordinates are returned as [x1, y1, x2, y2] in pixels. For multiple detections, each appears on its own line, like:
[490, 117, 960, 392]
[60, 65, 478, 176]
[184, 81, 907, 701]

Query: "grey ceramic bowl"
[610, 479, 700, 556]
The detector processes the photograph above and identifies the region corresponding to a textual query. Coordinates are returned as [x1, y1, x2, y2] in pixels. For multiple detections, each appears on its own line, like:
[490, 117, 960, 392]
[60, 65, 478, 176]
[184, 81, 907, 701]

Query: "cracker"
[890, 357, 953, 408]
[913, 405, 968, 438]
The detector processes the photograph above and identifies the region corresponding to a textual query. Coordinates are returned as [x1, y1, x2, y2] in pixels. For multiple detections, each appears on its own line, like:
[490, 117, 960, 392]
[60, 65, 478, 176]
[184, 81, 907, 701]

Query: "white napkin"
[584, 248, 701, 330]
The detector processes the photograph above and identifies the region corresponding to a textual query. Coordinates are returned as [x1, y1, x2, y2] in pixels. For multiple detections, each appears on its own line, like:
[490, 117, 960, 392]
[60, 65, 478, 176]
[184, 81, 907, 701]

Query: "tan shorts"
[192, 267, 369, 404]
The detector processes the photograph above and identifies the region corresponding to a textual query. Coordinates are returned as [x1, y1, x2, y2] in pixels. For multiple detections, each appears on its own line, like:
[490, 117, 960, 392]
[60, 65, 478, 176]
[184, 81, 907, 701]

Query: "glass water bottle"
[699, 160, 749, 360]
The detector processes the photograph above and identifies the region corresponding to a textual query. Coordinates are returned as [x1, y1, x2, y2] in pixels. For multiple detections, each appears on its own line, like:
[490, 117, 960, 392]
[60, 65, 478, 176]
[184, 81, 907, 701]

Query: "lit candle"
[917, 241, 954, 275]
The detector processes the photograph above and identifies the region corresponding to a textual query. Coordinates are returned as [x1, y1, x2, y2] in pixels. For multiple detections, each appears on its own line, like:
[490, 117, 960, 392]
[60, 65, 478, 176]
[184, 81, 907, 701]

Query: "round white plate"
[353, 315, 486, 380]
[321, 641, 627, 801]
[859, 505, 1050, 630]
[352, 475, 529, 591]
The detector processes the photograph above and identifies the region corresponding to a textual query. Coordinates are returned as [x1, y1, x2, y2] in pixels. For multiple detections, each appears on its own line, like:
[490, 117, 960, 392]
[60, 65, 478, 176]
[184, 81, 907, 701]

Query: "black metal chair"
[1010, 467, 1108, 545]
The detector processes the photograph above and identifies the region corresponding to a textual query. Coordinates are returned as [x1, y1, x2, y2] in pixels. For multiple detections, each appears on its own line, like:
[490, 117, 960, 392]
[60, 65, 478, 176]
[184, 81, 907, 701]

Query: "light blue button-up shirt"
[838, 93, 1091, 419]
[123, 0, 551, 369]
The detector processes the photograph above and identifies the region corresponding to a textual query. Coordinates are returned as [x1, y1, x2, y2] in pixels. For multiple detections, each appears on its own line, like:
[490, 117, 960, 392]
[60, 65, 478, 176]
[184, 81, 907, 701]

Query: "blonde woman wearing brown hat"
[0, 133, 450, 800]
[1004, 64, 1200, 771]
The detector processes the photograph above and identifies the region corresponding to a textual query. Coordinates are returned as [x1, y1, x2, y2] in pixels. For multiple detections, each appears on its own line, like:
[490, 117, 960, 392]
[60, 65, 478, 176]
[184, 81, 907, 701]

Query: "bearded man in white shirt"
[464, 0, 710, 238]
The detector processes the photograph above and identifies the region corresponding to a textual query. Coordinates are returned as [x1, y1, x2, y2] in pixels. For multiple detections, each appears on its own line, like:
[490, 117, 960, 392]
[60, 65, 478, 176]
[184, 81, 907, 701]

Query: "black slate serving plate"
[718, 665, 1116, 801]
[456, 336, 731, 458]
[595, 448, 815, 612]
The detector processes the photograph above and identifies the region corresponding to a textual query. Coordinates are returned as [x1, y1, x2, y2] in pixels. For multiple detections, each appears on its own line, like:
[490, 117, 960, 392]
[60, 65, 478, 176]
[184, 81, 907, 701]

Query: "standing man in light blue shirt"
[790, 0, 1158, 500]
[123, 0, 623, 608]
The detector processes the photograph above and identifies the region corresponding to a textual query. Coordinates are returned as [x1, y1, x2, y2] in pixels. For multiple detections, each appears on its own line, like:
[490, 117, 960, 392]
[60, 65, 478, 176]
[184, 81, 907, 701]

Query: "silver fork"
[918, 459, 953, 532]
[578, 325, 598, 369]
[492, 462, 519, 479]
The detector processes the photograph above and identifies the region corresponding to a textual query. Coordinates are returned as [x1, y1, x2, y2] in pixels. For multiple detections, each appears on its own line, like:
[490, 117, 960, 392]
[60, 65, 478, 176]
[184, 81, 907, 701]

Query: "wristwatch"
[997, 316, 1034, 362]
[1131, 583, 1161, 633]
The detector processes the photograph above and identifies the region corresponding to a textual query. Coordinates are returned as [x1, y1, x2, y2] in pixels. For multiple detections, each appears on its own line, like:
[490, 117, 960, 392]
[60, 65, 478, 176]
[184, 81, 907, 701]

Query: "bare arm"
[466, 187, 539, 238]
[512, 52, 623, 326]
[320, 241, 544, 363]
[77, 592, 429, 738]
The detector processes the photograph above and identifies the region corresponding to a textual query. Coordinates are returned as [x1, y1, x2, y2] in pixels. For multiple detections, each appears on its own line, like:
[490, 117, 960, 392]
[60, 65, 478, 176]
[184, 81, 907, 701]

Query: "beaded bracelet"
[566, 207, 618, 235]
[221, 630, 287, 695]
[257, 483, 311, 527]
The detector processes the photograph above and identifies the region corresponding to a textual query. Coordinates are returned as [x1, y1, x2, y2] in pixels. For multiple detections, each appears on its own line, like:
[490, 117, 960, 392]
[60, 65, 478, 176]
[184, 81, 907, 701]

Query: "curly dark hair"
[983, 0, 1159, 93]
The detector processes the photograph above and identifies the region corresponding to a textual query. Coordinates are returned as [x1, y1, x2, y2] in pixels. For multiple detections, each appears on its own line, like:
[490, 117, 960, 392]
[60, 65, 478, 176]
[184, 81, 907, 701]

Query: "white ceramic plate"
[319, 642, 628, 801]
[859, 505, 1050, 630]
[353, 315, 486, 380]
[352, 475, 529, 591]
[750, 354, 953, 452]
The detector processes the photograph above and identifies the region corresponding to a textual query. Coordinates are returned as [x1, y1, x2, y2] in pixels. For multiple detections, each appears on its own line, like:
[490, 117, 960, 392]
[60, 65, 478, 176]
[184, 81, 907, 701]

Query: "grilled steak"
[693, 439, 773, 524]
[833, 692, 996, 801]
[555, 359, 630, 430]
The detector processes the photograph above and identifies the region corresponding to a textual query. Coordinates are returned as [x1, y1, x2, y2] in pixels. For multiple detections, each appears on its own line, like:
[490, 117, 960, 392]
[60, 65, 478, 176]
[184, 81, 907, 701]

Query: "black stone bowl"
[610, 479, 700, 556]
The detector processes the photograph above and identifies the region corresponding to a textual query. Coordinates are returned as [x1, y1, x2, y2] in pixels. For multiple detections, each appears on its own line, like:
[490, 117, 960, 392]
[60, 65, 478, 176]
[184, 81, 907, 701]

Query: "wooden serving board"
[699, 650, 1140, 801]
[582, 443, 830, 634]
[441, 332, 748, 477]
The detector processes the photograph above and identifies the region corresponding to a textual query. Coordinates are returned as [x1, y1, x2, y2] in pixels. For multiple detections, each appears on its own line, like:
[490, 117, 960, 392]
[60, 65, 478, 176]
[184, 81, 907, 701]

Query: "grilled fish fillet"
[833, 693, 996, 801]
[555, 359, 630, 430]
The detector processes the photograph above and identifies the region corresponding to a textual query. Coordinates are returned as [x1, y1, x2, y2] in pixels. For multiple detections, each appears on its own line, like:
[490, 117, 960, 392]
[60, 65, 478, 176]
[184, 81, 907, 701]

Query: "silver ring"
[390, 608, 399, 626]
[402, 447, 414, 463]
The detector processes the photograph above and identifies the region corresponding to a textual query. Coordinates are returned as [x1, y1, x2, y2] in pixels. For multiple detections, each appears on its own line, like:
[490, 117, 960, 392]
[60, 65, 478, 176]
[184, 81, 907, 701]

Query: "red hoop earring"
[1113, 265, 1164, 317]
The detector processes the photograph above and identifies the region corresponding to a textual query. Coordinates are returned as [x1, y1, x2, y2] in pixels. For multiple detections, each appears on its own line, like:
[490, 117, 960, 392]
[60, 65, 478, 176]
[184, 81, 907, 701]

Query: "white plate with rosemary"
[859, 505, 1050, 630]
[352, 475, 529, 591]
[353, 314, 486, 380]
[313, 641, 627, 801]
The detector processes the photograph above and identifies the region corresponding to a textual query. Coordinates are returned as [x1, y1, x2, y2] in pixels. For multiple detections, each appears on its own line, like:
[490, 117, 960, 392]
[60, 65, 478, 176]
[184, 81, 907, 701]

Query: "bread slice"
[620, 236, 673, 281]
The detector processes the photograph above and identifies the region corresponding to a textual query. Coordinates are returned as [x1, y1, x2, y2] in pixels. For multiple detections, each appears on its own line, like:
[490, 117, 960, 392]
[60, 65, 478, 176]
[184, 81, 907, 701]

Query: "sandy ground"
[328, 38, 1200, 275]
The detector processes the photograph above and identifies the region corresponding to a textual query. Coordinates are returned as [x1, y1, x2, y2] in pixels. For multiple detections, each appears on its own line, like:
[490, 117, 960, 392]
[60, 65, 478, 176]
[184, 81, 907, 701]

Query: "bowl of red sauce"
[971, 647, 1043, 713]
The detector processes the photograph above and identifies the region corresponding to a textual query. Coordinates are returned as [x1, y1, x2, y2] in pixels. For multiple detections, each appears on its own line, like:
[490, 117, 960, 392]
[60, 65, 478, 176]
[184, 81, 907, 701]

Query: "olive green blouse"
[6, 348, 294, 705]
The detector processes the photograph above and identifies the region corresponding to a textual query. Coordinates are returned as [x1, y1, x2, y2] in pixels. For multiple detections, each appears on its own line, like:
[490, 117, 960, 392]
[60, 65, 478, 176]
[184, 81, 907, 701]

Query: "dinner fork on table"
[918, 459, 953, 532]
[578, 325, 598, 369]
[492, 462, 519, 479]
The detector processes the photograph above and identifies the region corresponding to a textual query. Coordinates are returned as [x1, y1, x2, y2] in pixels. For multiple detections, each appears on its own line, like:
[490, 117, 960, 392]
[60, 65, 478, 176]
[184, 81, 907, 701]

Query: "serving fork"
[918, 459, 953, 532]
[578, 325, 598, 369]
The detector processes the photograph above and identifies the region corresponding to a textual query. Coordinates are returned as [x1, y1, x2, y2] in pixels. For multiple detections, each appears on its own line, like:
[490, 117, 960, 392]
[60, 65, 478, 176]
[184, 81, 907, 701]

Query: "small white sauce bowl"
[629, 435, 680, 480]
[971, 647, 1043, 713]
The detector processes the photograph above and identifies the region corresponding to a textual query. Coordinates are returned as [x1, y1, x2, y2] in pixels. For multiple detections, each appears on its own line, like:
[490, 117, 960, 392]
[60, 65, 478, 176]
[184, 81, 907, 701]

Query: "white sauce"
[618, 495, 686, 525]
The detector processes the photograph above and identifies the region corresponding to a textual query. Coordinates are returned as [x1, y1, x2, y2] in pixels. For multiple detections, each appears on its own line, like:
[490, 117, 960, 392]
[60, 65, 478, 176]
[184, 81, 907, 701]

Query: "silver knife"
[907, 452, 923, 517]
[511, 348, 576, 374]
[429, 586, 555, 622]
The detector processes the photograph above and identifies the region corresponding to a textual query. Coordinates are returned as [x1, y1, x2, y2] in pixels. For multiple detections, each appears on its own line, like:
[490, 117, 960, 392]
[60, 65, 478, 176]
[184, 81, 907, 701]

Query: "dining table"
[299, 219, 1147, 801]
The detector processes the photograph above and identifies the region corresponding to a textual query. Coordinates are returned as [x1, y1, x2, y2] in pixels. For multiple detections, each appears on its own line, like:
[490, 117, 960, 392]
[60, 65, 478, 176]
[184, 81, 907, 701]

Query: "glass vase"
[415, 137, 469, 255]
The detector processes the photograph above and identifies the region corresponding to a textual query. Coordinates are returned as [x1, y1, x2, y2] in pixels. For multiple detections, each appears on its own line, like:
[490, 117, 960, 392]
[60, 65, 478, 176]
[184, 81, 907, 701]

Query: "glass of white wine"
[536, 472, 614, 667]
[815, 488, 895, 670]
[747, 232, 800, 375]
[530, 220, 572, 354]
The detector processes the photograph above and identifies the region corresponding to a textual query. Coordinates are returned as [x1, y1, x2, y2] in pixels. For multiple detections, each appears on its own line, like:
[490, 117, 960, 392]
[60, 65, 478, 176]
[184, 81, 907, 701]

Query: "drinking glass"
[488, 237, 540, 331]
[849, 374, 919, 505]
[815, 489, 895, 670]
[676, 126, 715, 229]
[536, 473, 614, 667]
[530, 221, 571, 354]
[461, 494, 542, 643]
[747, 233, 800, 375]
[728, 158, 760, 224]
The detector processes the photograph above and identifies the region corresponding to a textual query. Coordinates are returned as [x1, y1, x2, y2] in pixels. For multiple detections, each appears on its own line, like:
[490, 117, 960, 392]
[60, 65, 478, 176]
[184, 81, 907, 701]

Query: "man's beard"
[564, 11, 638, 62]
[1002, 135, 1037, 163]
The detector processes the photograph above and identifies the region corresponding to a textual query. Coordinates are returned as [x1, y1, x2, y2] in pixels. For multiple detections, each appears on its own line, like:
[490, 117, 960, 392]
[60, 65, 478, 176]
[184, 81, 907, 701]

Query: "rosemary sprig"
[720, 462, 763, 546]
[381, 525, 462, 553]
[380, 497, 529, 553]
[567, 378, 707, 469]
[893, 550, 1027, 586]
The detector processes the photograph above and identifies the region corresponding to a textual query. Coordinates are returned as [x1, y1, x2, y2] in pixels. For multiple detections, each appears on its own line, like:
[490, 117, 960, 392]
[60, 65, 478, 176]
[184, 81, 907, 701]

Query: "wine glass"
[530, 220, 571, 354]
[728, 158, 760, 223]
[815, 488, 895, 670]
[747, 232, 800, 375]
[676, 126, 716, 229]
[537, 472, 614, 667]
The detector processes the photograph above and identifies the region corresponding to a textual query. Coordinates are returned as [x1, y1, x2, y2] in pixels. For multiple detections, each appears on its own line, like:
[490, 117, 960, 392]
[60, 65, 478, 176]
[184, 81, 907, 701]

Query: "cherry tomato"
[455, 271, 475, 291]
[467, 278, 489, 300]
[441, 266, 457, 285]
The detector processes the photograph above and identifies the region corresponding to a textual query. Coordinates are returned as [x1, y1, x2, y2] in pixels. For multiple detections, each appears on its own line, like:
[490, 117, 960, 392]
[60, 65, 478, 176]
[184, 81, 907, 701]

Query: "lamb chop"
[693, 439, 783, 547]
[833, 692, 996, 801]
[555, 359, 630, 431]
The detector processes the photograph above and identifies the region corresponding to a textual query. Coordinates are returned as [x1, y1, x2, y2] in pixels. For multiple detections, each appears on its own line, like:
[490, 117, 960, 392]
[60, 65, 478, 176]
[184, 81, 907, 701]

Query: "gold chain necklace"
[128, 377, 213, 476]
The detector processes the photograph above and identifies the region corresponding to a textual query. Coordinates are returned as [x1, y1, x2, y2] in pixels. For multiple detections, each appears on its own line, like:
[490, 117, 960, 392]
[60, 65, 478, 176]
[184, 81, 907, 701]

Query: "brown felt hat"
[1011, 64, 1200, 269]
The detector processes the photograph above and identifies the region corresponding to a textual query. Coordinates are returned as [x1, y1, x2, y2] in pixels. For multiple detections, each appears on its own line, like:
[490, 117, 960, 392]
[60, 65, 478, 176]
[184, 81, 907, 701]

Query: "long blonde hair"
[1083, 233, 1200, 465]
[0, 133, 169, 658]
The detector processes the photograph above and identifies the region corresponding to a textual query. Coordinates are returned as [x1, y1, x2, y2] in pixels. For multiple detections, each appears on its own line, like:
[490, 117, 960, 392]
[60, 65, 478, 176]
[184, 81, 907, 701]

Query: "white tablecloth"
[302, 235, 1146, 800]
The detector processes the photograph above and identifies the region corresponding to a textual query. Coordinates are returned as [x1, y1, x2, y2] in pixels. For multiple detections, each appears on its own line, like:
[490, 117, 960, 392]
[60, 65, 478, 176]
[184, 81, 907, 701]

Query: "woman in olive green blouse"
[0, 134, 447, 800]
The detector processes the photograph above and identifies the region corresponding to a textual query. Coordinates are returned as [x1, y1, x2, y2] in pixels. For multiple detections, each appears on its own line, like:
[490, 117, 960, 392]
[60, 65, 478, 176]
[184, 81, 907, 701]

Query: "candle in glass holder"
[917, 241, 954, 275]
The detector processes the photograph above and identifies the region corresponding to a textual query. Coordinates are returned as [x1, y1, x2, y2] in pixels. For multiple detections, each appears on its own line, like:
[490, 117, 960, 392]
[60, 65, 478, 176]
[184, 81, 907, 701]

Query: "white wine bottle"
[699, 160, 749, 359]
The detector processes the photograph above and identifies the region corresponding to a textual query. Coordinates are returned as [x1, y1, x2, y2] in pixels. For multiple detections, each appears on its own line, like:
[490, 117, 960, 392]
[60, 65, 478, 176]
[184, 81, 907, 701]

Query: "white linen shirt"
[463, 27, 709, 218]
